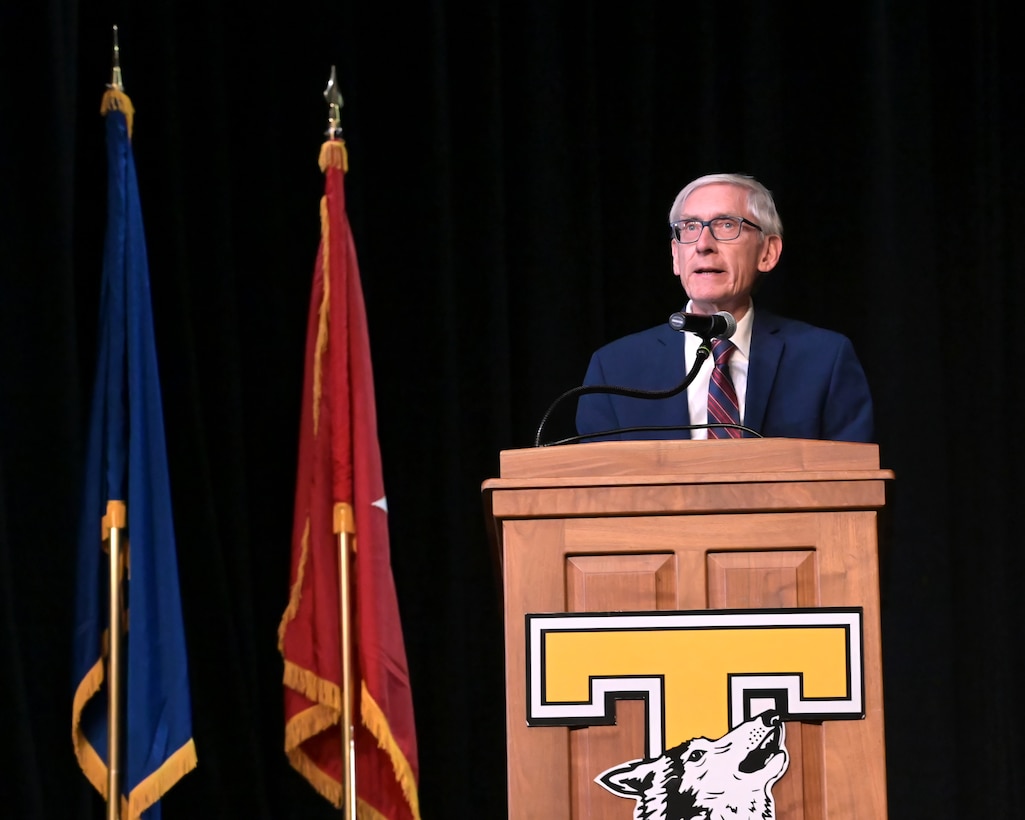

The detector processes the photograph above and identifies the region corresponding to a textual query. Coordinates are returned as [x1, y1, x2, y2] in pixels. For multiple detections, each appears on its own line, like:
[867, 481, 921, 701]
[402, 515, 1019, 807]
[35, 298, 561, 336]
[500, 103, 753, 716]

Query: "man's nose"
[694, 224, 717, 249]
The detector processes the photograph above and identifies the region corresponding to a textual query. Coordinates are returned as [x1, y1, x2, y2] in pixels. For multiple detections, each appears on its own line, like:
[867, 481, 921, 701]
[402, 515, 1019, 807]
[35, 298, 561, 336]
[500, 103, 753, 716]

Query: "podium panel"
[483, 439, 892, 820]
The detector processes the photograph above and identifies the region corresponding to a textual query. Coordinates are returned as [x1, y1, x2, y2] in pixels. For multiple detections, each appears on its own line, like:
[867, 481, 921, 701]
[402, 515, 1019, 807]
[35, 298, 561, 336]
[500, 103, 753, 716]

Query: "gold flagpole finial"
[100, 25, 134, 137]
[324, 65, 344, 140]
[319, 65, 348, 171]
[108, 25, 123, 91]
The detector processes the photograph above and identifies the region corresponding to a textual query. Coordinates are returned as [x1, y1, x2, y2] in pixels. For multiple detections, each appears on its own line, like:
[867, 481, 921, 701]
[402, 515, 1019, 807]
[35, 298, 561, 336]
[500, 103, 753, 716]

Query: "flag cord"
[335, 502, 358, 820]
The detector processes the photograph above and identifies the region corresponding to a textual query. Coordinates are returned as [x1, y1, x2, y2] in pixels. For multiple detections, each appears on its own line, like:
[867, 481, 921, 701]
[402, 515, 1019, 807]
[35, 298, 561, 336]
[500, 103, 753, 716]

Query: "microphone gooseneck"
[534, 316, 719, 446]
[534, 309, 762, 446]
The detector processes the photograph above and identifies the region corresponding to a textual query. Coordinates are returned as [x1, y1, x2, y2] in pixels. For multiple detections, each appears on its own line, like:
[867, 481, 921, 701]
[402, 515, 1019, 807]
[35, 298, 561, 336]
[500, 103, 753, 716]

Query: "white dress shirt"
[683, 300, 754, 439]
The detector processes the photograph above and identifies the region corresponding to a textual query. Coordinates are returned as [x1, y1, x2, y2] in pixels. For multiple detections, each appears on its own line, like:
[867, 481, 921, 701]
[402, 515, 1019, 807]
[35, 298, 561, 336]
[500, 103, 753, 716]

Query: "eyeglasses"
[670, 216, 763, 243]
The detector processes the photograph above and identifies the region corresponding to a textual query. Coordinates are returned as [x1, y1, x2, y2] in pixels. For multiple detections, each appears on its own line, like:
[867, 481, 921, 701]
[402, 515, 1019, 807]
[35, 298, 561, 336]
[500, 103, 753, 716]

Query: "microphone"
[668, 310, 736, 339]
[533, 307, 762, 445]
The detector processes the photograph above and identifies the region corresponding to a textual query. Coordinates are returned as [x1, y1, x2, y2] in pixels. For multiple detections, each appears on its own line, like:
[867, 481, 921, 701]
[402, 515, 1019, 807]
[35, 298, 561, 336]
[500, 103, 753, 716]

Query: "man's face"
[671, 183, 781, 318]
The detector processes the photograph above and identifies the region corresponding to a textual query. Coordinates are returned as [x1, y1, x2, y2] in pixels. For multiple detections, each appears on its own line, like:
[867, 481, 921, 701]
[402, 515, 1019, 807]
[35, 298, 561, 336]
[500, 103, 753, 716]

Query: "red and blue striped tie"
[707, 338, 742, 438]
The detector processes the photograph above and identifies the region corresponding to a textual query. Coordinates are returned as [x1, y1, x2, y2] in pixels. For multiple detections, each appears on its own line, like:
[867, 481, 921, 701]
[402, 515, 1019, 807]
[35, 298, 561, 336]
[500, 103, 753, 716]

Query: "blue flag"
[71, 89, 197, 819]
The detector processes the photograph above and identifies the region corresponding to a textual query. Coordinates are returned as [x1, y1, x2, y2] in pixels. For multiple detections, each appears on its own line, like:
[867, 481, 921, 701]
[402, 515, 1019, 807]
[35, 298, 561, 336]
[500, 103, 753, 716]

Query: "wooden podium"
[482, 438, 892, 820]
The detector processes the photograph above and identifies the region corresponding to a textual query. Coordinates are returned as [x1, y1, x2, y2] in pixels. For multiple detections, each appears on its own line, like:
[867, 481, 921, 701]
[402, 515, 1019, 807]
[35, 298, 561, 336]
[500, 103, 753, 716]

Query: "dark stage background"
[1, 1, 1021, 817]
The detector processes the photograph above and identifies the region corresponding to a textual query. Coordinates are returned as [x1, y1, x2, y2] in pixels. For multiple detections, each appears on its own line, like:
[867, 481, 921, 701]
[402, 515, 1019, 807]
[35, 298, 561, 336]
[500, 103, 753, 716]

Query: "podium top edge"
[493, 438, 887, 481]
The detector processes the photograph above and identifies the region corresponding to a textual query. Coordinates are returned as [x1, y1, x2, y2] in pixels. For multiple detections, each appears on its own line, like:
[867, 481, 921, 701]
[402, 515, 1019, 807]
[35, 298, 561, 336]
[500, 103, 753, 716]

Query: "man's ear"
[757, 234, 783, 273]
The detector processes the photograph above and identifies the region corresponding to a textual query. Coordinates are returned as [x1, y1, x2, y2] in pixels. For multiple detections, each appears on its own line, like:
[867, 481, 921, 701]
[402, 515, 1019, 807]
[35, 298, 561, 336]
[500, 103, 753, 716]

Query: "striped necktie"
[707, 338, 742, 438]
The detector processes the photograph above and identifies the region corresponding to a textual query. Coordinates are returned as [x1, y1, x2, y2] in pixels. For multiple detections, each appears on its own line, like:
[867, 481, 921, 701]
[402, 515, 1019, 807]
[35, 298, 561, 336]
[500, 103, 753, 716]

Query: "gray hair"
[668, 173, 783, 237]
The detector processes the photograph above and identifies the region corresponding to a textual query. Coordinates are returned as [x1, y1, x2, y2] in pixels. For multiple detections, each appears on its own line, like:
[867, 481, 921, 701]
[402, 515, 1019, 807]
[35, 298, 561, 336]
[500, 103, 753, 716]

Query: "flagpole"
[103, 500, 126, 820]
[323, 67, 358, 820]
[334, 503, 357, 820]
[103, 29, 126, 820]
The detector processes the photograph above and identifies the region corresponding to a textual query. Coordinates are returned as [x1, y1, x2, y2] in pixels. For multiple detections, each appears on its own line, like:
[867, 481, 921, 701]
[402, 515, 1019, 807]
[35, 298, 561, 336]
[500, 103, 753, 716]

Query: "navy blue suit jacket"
[575, 309, 875, 443]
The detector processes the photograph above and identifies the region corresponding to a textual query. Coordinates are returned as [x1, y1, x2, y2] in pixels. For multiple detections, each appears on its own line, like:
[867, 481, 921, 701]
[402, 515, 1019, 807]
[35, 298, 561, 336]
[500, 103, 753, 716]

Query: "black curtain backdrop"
[1, 1, 1021, 817]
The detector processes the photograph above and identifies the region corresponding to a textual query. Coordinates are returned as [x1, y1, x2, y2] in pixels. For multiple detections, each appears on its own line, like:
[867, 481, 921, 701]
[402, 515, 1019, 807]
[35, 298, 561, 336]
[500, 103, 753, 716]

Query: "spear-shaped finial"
[100, 24, 134, 137]
[318, 66, 348, 171]
[324, 65, 344, 140]
[108, 25, 123, 91]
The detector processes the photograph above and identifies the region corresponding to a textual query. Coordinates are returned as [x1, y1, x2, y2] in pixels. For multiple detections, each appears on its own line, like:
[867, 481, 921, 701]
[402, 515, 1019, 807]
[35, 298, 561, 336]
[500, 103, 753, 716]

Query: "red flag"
[278, 138, 420, 819]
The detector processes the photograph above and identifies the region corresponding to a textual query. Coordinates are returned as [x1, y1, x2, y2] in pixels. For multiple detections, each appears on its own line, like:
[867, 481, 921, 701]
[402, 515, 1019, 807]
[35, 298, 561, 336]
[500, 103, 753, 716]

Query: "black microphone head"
[668, 310, 737, 339]
[714, 311, 737, 339]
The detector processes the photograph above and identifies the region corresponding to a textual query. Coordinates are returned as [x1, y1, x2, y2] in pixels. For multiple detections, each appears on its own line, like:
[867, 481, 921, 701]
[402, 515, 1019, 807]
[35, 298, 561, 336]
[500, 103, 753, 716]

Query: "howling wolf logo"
[597, 710, 788, 820]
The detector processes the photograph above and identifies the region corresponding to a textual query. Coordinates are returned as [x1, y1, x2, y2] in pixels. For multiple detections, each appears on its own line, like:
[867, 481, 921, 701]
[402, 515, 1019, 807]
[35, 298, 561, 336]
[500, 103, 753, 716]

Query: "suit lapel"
[745, 311, 783, 435]
[653, 324, 693, 437]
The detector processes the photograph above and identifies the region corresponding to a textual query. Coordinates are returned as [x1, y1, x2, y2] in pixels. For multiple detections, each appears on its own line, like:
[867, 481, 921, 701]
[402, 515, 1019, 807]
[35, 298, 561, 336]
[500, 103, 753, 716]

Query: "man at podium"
[575, 173, 874, 444]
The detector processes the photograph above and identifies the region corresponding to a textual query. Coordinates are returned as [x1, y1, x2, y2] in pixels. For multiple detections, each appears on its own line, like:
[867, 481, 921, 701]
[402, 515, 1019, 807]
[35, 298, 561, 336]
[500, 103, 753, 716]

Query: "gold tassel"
[99, 88, 135, 140]
[319, 139, 349, 173]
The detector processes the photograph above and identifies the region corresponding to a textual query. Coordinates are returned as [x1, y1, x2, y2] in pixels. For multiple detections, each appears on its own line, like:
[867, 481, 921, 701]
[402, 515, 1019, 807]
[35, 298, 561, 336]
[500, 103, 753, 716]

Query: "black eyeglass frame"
[670, 216, 764, 243]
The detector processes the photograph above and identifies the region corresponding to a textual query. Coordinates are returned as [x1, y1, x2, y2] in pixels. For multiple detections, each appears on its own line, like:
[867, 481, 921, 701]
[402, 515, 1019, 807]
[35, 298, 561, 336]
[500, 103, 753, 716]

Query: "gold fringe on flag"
[72, 651, 198, 819]
[126, 739, 198, 819]
[277, 517, 312, 652]
[361, 682, 421, 819]
[71, 656, 109, 797]
[283, 706, 411, 820]
[283, 699, 342, 807]
[312, 196, 332, 437]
